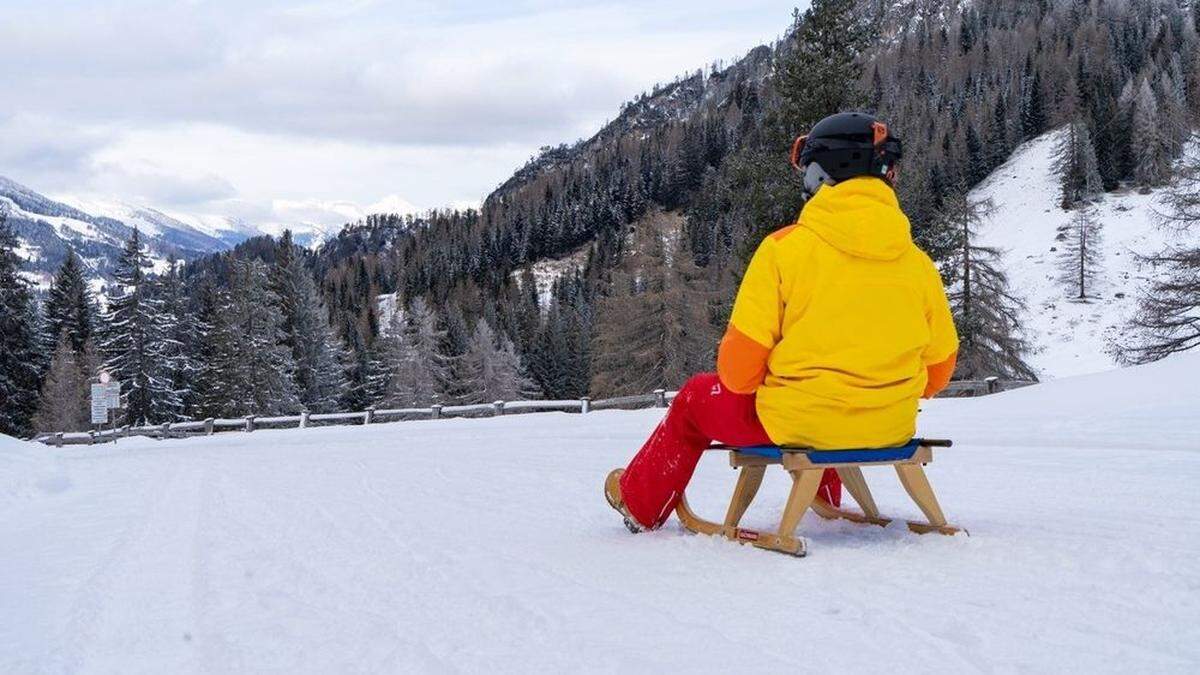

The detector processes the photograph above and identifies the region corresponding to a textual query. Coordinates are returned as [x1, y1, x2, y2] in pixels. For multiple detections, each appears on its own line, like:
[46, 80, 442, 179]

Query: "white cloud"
[1, 0, 800, 230]
[86, 159, 237, 207]
[366, 195, 422, 216]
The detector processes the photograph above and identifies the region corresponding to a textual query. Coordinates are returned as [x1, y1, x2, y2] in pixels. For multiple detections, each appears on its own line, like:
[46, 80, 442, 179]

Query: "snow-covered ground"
[3, 355, 1200, 673]
[972, 130, 1194, 379]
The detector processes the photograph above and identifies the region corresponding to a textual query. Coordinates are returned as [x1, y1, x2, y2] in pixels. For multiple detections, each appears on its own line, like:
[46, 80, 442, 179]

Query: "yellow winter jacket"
[717, 177, 958, 449]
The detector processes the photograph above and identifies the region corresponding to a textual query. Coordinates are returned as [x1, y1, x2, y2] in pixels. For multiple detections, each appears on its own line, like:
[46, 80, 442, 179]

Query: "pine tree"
[339, 319, 376, 412]
[527, 271, 593, 399]
[958, 8, 976, 54]
[1114, 81, 1138, 181]
[728, 0, 872, 249]
[1054, 120, 1103, 209]
[458, 319, 538, 404]
[1020, 61, 1046, 140]
[437, 303, 471, 403]
[98, 229, 181, 425]
[530, 295, 572, 398]
[154, 260, 199, 417]
[964, 123, 989, 187]
[188, 281, 220, 418]
[776, 0, 871, 130]
[0, 217, 43, 436]
[271, 232, 347, 412]
[1158, 69, 1190, 158]
[1118, 142, 1200, 363]
[375, 297, 451, 407]
[1132, 78, 1169, 187]
[1057, 205, 1103, 301]
[199, 258, 300, 417]
[32, 338, 97, 433]
[43, 250, 94, 354]
[985, 94, 1011, 171]
[367, 304, 404, 405]
[936, 194, 1038, 381]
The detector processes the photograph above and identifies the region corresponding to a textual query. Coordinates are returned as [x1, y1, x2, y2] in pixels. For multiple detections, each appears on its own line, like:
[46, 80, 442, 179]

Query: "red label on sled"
[735, 529, 759, 541]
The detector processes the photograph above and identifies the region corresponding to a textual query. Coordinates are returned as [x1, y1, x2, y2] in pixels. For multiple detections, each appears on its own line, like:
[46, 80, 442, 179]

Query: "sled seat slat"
[732, 439, 923, 463]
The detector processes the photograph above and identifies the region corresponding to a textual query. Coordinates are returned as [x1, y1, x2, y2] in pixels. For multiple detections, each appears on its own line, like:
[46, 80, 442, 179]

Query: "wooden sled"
[675, 439, 965, 557]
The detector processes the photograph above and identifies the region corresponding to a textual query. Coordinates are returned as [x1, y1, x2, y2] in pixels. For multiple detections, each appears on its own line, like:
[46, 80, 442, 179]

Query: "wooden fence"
[33, 378, 1034, 447]
[937, 377, 1036, 397]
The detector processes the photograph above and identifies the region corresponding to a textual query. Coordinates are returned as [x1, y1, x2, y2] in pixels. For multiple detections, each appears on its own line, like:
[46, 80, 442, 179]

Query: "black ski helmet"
[789, 112, 903, 191]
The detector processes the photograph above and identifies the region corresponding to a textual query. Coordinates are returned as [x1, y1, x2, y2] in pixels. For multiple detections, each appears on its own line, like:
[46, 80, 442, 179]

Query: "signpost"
[90, 372, 122, 441]
[90, 385, 109, 424]
[103, 381, 120, 408]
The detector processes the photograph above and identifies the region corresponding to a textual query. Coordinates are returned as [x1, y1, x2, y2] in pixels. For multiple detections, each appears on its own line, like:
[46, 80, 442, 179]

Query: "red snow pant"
[618, 373, 842, 529]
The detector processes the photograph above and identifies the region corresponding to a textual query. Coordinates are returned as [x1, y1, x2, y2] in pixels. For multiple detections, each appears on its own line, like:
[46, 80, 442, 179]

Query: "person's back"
[720, 175, 957, 449]
[605, 111, 958, 533]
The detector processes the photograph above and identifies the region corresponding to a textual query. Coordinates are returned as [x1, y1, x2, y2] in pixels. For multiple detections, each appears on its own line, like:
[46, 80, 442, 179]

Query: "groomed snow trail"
[3, 355, 1200, 673]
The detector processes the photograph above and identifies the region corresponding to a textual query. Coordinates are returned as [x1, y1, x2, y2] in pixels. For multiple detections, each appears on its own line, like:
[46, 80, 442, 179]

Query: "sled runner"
[675, 439, 964, 557]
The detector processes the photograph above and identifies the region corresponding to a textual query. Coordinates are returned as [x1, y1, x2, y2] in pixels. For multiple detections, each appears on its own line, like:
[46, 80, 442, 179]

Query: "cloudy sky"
[1, 0, 801, 230]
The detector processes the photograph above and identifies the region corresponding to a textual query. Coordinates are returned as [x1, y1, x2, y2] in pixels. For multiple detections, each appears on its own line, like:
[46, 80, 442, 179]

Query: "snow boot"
[604, 469, 645, 534]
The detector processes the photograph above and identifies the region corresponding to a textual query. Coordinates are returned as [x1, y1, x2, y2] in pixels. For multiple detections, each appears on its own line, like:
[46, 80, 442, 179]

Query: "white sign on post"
[90, 384, 109, 424]
[103, 381, 121, 408]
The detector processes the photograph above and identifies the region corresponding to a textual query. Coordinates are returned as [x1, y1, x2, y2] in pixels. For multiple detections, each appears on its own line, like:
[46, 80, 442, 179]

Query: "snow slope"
[971, 130, 1194, 379]
[2, 356, 1199, 672]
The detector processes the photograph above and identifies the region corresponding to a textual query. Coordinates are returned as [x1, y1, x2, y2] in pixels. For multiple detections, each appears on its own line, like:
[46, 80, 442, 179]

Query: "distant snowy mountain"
[0, 176, 341, 288]
[55, 195, 234, 254]
[970, 129, 1193, 380]
[0, 176, 235, 286]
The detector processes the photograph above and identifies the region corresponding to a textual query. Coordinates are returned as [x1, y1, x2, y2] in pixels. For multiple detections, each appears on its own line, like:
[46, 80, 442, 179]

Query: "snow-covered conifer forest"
[4, 0, 1199, 436]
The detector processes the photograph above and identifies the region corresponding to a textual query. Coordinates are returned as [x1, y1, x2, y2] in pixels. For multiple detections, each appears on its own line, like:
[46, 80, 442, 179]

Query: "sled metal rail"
[31, 378, 1033, 446]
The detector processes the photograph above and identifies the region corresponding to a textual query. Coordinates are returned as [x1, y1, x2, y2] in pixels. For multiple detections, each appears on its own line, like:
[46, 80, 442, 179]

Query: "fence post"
[431, 404, 442, 420]
[365, 407, 375, 425]
[493, 401, 504, 416]
[88, 430, 96, 445]
[161, 422, 171, 439]
[54, 432, 64, 447]
[654, 389, 667, 408]
[299, 411, 309, 429]
[245, 415, 256, 432]
[204, 418, 215, 435]
[121, 425, 130, 439]
[580, 396, 591, 414]
[985, 376, 999, 395]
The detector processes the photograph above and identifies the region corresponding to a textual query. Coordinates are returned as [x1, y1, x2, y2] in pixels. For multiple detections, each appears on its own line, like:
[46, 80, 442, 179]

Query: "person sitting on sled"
[605, 111, 959, 532]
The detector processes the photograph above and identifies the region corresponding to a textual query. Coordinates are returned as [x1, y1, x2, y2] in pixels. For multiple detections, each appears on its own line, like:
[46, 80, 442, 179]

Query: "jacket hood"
[796, 177, 912, 261]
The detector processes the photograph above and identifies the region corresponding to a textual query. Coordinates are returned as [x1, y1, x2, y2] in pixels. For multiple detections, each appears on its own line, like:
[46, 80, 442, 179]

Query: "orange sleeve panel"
[922, 351, 957, 398]
[717, 325, 772, 394]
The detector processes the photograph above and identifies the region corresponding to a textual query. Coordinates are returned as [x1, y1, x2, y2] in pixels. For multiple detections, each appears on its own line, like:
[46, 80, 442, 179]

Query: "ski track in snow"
[3, 355, 1200, 673]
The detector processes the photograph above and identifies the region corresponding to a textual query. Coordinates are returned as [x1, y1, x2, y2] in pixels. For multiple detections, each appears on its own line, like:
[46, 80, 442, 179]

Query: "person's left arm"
[717, 237, 783, 394]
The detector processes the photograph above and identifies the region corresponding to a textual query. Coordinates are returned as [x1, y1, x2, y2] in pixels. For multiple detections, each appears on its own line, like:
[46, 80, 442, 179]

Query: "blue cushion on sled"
[735, 438, 922, 464]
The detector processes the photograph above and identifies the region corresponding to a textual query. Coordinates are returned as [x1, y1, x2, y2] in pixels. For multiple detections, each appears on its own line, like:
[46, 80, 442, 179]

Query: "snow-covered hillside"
[971, 129, 1193, 379]
[3, 354, 1199, 672]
